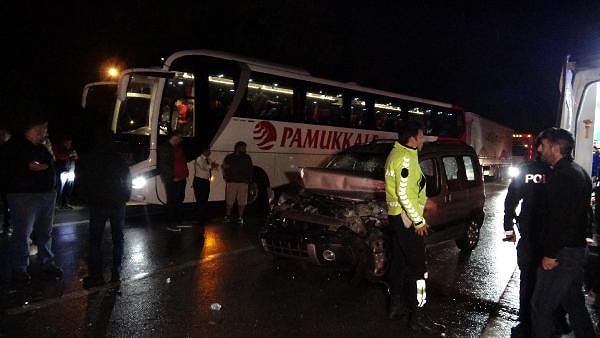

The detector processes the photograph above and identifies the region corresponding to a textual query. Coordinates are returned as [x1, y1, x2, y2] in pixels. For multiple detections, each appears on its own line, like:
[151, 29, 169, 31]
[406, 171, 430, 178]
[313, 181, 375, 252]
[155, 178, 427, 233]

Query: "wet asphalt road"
[0, 181, 565, 337]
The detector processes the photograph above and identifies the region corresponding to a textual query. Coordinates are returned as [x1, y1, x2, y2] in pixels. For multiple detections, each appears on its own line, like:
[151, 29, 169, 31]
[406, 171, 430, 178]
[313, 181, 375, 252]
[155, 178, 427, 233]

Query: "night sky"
[4, 1, 600, 135]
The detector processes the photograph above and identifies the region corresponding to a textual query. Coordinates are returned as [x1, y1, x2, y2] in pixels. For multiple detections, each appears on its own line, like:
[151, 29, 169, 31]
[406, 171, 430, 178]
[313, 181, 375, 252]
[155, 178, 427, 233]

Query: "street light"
[107, 67, 119, 78]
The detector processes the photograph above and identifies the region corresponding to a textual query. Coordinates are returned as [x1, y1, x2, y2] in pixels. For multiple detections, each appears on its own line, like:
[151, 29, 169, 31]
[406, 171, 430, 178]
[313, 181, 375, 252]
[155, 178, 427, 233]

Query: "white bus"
[558, 54, 600, 176]
[109, 50, 466, 209]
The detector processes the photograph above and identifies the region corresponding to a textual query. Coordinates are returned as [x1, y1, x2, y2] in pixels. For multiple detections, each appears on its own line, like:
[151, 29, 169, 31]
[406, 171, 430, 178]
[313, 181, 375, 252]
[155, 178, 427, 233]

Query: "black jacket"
[504, 159, 551, 244]
[542, 157, 591, 258]
[1, 136, 56, 193]
[83, 143, 131, 208]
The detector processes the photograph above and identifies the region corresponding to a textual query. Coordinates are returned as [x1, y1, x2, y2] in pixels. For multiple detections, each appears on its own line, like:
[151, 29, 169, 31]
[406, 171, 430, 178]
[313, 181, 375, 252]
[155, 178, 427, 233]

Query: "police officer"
[504, 136, 550, 332]
[385, 121, 445, 335]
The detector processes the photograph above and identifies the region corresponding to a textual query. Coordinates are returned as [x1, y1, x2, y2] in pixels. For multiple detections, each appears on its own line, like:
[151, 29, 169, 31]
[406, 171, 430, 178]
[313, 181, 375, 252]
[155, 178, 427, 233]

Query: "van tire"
[456, 217, 481, 251]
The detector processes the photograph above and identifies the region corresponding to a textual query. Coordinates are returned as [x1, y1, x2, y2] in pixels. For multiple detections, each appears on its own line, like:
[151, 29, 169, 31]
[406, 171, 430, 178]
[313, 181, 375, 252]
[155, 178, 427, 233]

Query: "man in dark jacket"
[222, 141, 253, 224]
[159, 130, 188, 231]
[3, 113, 63, 282]
[504, 141, 570, 335]
[82, 128, 131, 287]
[531, 128, 595, 337]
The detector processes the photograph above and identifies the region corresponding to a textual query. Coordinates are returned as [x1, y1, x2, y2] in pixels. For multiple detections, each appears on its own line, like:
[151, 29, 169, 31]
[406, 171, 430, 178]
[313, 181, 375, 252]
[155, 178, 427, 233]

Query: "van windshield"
[324, 151, 387, 178]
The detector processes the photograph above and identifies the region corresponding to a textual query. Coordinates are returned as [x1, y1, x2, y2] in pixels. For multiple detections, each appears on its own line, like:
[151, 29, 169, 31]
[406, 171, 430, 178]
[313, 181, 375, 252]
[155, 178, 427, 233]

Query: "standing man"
[2, 112, 62, 282]
[504, 136, 570, 335]
[82, 128, 131, 287]
[384, 121, 445, 335]
[159, 130, 188, 232]
[222, 141, 253, 224]
[193, 145, 218, 223]
[531, 128, 595, 338]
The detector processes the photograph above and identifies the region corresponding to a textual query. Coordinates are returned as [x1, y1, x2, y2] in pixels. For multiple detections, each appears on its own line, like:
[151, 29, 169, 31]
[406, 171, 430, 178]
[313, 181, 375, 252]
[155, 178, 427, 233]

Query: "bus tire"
[246, 167, 270, 216]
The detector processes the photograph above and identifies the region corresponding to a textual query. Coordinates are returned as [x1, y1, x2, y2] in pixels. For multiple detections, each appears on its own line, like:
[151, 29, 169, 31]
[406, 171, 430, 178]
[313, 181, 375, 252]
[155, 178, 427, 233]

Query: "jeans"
[531, 247, 595, 338]
[88, 205, 125, 276]
[8, 192, 56, 271]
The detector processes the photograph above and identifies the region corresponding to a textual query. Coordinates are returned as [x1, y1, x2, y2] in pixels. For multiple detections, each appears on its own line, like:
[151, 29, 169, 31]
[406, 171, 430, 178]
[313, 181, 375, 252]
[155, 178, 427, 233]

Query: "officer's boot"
[408, 307, 446, 336]
[388, 295, 409, 320]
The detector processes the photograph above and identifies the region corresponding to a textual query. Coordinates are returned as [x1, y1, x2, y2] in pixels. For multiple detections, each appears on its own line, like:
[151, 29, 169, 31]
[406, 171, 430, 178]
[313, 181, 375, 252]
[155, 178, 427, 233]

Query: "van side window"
[462, 156, 476, 181]
[442, 156, 462, 192]
[420, 158, 439, 197]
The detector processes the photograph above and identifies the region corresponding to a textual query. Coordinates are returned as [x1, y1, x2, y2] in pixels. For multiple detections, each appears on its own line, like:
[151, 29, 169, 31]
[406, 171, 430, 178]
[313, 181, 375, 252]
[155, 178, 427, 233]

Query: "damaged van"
[259, 140, 485, 280]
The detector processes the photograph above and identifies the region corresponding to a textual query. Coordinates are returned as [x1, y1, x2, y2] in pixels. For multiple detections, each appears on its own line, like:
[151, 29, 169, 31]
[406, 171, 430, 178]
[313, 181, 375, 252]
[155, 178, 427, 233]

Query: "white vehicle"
[108, 50, 467, 208]
[464, 111, 513, 179]
[559, 55, 600, 175]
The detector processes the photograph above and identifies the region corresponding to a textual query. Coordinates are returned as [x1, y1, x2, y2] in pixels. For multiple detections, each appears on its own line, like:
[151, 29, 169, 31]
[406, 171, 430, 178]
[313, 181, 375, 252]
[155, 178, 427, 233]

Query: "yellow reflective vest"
[384, 141, 427, 228]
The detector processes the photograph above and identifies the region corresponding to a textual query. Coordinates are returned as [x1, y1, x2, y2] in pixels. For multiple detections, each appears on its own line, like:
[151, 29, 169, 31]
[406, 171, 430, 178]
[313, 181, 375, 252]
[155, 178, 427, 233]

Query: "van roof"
[345, 140, 477, 156]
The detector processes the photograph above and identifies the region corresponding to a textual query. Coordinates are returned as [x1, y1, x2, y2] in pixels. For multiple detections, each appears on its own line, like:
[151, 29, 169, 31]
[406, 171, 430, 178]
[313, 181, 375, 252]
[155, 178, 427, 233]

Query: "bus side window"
[348, 96, 368, 129]
[373, 100, 402, 131]
[245, 76, 294, 121]
[305, 87, 343, 126]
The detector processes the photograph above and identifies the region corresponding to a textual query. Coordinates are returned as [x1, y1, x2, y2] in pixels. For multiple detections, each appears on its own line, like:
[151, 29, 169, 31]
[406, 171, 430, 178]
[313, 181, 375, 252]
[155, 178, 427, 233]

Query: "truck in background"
[511, 133, 536, 165]
[464, 111, 514, 180]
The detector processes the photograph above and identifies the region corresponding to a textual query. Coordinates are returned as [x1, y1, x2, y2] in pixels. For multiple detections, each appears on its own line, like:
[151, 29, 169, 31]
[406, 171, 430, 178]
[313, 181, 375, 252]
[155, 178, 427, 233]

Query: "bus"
[559, 54, 600, 176]
[109, 50, 466, 207]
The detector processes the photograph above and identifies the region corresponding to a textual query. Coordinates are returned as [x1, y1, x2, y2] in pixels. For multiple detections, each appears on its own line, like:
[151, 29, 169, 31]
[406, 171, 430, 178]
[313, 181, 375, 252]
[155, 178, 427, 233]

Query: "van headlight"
[132, 176, 147, 189]
[508, 166, 520, 178]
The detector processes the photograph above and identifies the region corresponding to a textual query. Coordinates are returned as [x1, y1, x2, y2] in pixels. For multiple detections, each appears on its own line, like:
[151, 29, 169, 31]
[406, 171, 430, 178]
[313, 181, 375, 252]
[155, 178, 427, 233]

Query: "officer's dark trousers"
[388, 214, 427, 310]
[516, 239, 540, 322]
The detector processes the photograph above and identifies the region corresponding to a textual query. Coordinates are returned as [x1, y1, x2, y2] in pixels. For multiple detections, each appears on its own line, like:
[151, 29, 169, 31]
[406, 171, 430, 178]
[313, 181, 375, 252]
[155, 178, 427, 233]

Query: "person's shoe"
[223, 216, 233, 223]
[82, 275, 106, 289]
[41, 262, 63, 279]
[237, 217, 244, 225]
[409, 308, 446, 335]
[12, 269, 31, 283]
[166, 225, 181, 232]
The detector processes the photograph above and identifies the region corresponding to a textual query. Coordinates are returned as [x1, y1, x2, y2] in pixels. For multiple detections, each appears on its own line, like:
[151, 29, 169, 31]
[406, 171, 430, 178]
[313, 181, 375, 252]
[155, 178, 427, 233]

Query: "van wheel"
[456, 218, 481, 251]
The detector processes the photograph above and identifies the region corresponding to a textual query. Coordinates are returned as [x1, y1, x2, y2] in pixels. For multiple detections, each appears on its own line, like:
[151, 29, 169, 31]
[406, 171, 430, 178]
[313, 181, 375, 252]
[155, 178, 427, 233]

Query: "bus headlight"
[60, 171, 76, 183]
[508, 166, 520, 178]
[132, 176, 147, 189]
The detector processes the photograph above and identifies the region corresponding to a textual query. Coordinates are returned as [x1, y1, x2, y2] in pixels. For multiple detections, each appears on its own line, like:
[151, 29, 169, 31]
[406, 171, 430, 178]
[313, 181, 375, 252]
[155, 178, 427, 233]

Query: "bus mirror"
[117, 74, 131, 102]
